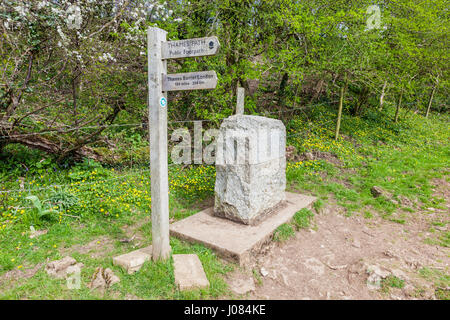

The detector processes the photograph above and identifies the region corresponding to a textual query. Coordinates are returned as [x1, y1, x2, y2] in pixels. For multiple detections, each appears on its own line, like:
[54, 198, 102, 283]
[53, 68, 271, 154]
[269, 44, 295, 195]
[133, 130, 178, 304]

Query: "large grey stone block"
[214, 115, 286, 225]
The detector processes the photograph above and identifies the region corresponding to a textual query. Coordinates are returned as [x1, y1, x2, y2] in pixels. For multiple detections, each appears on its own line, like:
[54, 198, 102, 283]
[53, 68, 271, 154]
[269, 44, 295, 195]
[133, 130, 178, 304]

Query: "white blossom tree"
[0, 0, 179, 160]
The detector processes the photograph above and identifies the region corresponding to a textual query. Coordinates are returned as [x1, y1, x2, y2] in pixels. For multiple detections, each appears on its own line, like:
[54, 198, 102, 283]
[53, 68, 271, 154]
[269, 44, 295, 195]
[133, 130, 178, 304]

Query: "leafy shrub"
[48, 188, 79, 212]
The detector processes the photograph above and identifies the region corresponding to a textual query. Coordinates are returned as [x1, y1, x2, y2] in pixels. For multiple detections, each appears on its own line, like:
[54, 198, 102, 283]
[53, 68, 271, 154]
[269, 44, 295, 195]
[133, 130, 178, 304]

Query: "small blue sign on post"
[160, 97, 167, 107]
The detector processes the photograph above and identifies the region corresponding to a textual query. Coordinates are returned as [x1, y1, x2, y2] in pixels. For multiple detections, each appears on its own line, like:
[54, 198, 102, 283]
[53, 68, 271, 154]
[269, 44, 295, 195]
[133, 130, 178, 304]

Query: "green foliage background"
[0, 0, 448, 156]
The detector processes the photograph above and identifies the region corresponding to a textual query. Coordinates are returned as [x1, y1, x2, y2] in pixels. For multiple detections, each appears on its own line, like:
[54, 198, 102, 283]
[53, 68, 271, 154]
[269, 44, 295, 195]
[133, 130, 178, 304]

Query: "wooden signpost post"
[148, 27, 220, 261]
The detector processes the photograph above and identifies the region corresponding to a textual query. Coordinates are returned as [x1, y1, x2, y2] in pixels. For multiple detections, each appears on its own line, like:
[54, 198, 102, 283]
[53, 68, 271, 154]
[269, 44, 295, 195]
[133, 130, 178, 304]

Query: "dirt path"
[227, 180, 449, 300]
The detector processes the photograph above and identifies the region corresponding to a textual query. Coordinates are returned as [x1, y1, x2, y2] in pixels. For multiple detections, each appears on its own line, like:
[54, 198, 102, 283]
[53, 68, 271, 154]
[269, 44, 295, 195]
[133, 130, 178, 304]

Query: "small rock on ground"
[45, 256, 83, 279]
[366, 264, 391, 290]
[260, 267, 269, 277]
[29, 229, 48, 239]
[229, 278, 256, 296]
[88, 267, 120, 290]
[112, 245, 152, 274]
[370, 186, 392, 199]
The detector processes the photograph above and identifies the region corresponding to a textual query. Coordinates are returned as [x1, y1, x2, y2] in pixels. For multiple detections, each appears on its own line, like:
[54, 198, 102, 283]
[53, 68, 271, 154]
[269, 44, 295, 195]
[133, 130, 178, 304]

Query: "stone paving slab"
[170, 192, 316, 265]
[173, 254, 210, 291]
[112, 245, 152, 274]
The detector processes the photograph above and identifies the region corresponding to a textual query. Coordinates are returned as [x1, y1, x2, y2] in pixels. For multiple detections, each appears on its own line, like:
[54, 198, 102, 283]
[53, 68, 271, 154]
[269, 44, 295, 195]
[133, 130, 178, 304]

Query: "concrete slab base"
[173, 254, 210, 291]
[170, 192, 316, 265]
[112, 245, 152, 274]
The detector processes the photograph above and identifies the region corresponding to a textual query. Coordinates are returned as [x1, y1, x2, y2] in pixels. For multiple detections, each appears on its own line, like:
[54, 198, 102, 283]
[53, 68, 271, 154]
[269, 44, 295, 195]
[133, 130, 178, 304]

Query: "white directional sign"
[147, 28, 219, 261]
[161, 36, 220, 60]
[162, 71, 218, 91]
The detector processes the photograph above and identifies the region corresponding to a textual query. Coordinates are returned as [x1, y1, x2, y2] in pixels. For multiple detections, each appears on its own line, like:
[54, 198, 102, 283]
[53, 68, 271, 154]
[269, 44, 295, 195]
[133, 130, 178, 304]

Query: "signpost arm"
[148, 27, 171, 261]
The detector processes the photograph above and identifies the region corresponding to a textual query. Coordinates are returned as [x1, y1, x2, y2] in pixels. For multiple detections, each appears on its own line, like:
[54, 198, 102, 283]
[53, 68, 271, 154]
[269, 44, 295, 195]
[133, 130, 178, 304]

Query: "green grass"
[0, 159, 229, 299]
[273, 224, 295, 242]
[312, 199, 325, 212]
[382, 275, 405, 293]
[363, 211, 374, 219]
[252, 269, 263, 286]
[419, 267, 450, 300]
[435, 288, 450, 300]
[0, 229, 234, 299]
[424, 232, 450, 248]
[380, 275, 405, 295]
[292, 208, 314, 229]
[286, 105, 449, 218]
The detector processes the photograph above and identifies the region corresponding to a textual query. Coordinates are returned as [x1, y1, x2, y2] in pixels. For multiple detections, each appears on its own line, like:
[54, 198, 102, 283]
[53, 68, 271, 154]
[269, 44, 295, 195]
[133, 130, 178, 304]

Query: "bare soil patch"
[59, 236, 115, 259]
[226, 179, 449, 300]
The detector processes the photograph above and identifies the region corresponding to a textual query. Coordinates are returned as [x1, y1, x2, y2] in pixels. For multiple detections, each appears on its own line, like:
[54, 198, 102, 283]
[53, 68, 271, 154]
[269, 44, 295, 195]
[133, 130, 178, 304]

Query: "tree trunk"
[335, 73, 347, 140]
[353, 86, 369, 116]
[379, 80, 388, 111]
[3, 131, 104, 162]
[394, 90, 403, 123]
[309, 78, 325, 104]
[425, 76, 439, 118]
